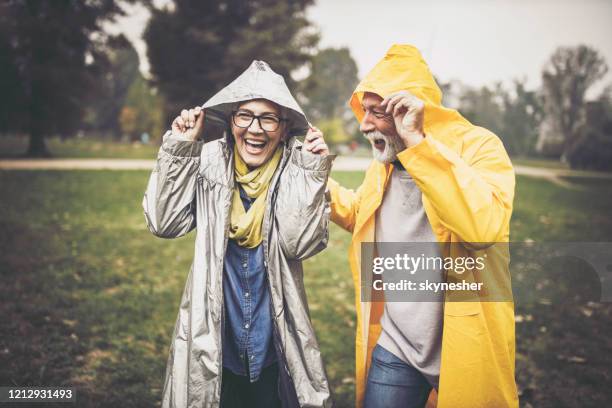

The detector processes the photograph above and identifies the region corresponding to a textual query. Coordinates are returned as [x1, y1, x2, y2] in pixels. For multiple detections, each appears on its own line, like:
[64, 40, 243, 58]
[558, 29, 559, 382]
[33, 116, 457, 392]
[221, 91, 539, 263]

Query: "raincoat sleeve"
[142, 130, 204, 239]
[275, 147, 335, 260]
[326, 177, 364, 234]
[397, 128, 515, 244]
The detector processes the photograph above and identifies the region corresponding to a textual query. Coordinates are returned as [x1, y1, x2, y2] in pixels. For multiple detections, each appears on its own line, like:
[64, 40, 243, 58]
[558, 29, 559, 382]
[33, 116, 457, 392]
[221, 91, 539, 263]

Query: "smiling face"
[359, 92, 405, 163]
[231, 99, 286, 169]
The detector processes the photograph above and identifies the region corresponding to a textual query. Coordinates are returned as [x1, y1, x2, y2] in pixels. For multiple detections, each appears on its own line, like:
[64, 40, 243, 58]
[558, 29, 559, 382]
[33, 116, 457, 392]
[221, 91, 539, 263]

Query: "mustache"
[363, 130, 387, 141]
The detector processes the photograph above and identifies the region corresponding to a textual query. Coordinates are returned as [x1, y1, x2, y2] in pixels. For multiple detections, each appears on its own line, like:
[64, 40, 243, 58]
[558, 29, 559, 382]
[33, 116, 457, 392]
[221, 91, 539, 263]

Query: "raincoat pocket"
[443, 302, 484, 339]
[444, 301, 480, 316]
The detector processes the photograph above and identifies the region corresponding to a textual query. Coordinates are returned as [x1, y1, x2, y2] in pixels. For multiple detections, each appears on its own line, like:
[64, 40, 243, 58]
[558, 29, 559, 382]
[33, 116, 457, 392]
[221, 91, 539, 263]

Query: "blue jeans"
[364, 344, 434, 408]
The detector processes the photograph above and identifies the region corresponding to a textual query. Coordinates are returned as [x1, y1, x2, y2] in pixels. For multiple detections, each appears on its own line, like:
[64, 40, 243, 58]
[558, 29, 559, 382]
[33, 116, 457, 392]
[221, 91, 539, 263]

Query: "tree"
[301, 47, 359, 121]
[537, 45, 609, 158]
[0, 0, 141, 156]
[562, 86, 612, 170]
[120, 74, 165, 141]
[119, 106, 138, 138]
[86, 34, 141, 139]
[458, 83, 505, 137]
[317, 117, 352, 146]
[144, 0, 318, 123]
[500, 80, 542, 157]
[456, 81, 542, 157]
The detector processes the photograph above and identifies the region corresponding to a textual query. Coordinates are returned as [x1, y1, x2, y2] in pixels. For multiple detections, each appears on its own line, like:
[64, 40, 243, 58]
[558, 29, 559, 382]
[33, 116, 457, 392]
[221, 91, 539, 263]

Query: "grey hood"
[202, 60, 309, 138]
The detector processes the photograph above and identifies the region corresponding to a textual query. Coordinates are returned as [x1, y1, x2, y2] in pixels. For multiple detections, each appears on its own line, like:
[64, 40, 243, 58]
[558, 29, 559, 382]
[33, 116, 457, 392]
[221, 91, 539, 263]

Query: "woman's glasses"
[232, 110, 285, 132]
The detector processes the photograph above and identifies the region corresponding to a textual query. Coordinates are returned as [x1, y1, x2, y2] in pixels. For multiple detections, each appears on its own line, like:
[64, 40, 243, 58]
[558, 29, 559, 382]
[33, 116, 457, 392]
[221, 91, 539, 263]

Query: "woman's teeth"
[246, 140, 266, 148]
[244, 139, 267, 154]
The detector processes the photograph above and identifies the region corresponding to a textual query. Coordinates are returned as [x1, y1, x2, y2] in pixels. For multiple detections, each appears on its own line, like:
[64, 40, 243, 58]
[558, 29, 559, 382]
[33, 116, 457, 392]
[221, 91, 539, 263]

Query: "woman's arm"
[143, 107, 205, 239]
[275, 128, 334, 260]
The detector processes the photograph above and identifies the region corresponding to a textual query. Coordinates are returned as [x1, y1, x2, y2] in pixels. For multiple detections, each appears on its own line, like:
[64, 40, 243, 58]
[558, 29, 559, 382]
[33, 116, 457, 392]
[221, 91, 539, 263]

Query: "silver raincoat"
[143, 61, 335, 408]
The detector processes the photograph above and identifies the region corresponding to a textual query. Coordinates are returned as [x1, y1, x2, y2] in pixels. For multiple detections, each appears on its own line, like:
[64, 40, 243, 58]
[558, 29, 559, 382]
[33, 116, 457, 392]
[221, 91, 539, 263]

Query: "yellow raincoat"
[327, 45, 518, 407]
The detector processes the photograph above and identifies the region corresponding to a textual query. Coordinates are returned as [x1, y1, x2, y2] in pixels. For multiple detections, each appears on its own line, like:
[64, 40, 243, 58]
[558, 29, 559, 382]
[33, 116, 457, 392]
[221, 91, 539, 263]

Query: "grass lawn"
[1, 136, 578, 174]
[511, 157, 570, 170]
[0, 135, 160, 159]
[1, 170, 611, 407]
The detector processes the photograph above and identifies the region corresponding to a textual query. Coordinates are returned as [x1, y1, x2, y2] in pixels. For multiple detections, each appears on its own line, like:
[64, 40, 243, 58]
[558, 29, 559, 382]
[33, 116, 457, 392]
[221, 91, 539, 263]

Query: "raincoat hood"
[349, 44, 471, 140]
[202, 60, 309, 138]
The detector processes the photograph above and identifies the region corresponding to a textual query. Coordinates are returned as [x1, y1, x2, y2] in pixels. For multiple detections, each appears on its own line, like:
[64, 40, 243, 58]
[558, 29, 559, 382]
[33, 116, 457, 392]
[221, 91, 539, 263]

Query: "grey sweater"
[375, 165, 444, 388]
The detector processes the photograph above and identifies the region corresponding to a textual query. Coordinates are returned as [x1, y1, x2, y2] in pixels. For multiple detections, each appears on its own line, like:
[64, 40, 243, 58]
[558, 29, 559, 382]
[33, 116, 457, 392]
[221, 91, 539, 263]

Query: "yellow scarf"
[229, 144, 282, 248]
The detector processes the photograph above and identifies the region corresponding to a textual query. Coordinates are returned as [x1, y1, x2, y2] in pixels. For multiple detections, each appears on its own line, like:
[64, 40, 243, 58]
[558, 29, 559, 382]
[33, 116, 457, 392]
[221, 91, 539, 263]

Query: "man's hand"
[380, 90, 425, 148]
[303, 126, 329, 156]
[171, 106, 205, 141]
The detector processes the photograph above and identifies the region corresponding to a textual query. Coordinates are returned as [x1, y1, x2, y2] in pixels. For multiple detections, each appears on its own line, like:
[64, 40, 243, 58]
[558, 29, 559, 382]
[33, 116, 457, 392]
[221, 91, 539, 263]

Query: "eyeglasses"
[232, 110, 285, 132]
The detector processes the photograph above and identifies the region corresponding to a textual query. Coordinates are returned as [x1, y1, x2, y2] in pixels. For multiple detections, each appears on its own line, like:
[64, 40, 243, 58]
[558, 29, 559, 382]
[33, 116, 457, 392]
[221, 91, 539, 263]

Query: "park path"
[1, 157, 611, 186]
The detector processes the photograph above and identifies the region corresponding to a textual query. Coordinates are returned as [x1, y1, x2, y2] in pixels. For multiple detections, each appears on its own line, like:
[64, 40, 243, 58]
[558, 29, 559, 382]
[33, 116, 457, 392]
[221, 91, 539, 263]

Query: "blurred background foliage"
[1, 1, 612, 170]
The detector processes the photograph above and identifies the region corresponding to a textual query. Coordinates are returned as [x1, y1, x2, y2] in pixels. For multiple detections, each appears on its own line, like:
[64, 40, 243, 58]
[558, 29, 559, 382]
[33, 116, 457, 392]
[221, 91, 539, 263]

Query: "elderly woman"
[143, 61, 333, 408]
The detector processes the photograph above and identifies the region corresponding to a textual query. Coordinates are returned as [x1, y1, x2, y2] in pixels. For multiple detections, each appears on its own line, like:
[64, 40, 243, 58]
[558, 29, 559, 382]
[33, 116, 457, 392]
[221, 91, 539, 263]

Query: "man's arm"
[382, 90, 514, 245]
[326, 178, 364, 234]
[397, 129, 515, 244]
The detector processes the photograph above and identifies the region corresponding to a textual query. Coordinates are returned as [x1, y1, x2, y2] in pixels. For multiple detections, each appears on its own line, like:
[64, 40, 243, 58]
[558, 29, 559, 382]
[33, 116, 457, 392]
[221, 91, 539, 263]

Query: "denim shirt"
[222, 185, 276, 382]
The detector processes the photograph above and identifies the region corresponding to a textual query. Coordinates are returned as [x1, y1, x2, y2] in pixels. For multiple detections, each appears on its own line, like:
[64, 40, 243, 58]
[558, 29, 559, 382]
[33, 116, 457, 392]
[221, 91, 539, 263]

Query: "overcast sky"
[111, 0, 612, 97]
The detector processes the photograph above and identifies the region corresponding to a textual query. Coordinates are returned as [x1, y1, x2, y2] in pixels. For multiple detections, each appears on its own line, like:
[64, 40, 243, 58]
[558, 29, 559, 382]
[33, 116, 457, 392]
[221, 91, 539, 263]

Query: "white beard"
[364, 130, 404, 164]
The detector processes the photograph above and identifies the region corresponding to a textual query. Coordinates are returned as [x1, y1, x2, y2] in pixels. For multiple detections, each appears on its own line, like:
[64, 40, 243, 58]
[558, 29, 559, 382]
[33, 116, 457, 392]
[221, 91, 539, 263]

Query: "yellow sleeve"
[397, 130, 515, 243]
[327, 177, 364, 233]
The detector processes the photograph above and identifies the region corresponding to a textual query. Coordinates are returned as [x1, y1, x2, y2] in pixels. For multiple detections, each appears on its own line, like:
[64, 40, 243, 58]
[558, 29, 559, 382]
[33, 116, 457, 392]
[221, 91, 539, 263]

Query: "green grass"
[0, 135, 160, 159]
[511, 157, 570, 170]
[4, 136, 598, 177]
[512, 176, 612, 241]
[0, 171, 611, 407]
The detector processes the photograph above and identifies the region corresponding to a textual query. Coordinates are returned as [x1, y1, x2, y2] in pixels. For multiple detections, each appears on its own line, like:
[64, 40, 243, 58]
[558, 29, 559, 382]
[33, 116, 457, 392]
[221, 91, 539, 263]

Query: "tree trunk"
[26, 128, 51, 157]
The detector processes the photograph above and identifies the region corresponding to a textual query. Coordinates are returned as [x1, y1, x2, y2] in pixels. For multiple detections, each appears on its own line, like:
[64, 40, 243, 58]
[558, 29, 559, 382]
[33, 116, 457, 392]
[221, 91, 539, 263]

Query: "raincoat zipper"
[262, 141, 297, 402]
[216, 140, 296, 403]
[216, 140, 234, 405]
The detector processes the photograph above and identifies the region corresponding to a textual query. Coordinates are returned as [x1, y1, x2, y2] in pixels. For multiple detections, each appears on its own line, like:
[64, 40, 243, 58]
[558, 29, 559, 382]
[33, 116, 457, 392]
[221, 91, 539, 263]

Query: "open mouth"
[373, 138, 386, 152]
[244, 138, 268, 154]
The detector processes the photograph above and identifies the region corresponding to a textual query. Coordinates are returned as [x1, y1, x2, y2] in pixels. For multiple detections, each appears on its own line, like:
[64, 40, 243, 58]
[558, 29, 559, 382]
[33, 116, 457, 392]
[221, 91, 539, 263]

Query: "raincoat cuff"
[326, 177, 340, 192]
[396, 135, 437, 173]
[161, 130, 204, 157]
[292, 148, 336, 172]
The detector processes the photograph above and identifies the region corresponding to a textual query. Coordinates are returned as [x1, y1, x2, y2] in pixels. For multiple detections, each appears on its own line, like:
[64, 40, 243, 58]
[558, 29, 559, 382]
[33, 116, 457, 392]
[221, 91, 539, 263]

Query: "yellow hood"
[349, 44, 471, 141]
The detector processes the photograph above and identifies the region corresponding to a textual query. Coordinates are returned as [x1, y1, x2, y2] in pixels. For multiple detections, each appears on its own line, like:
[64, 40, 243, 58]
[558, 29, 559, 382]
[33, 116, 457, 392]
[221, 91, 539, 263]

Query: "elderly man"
[328, 45, 518, 408]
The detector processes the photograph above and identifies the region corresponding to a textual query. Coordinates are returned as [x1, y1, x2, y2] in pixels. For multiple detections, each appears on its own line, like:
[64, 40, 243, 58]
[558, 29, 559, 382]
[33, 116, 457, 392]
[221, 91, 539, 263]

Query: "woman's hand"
[171, 106, 205, 141]
[303, 126, 329, 156]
